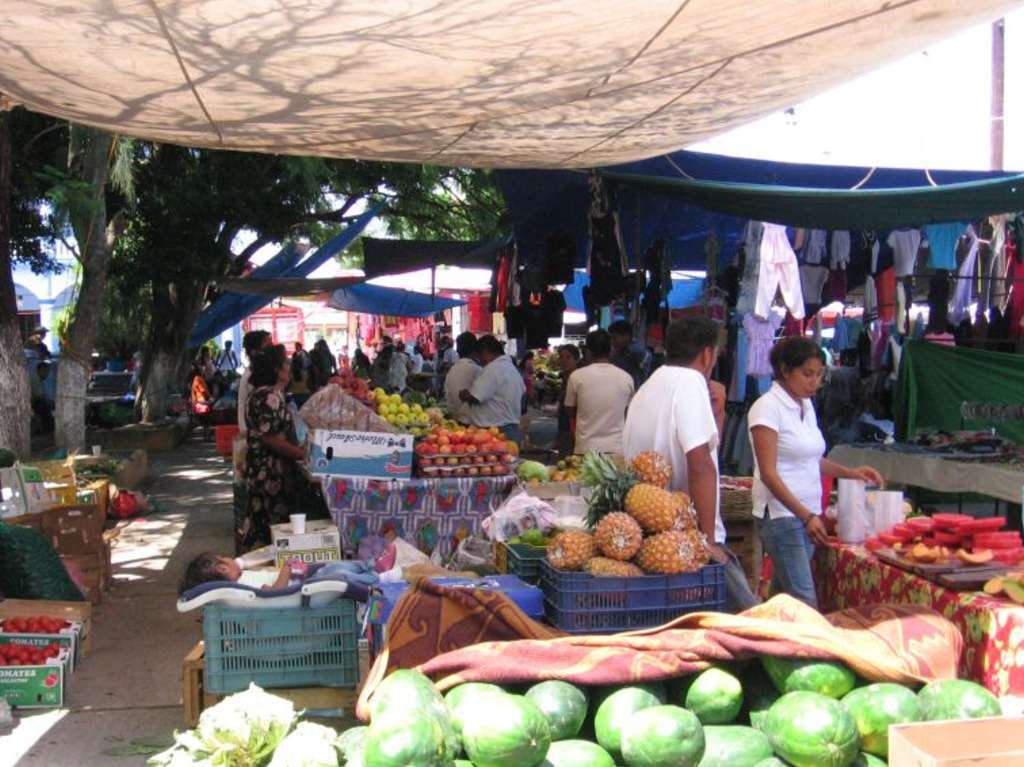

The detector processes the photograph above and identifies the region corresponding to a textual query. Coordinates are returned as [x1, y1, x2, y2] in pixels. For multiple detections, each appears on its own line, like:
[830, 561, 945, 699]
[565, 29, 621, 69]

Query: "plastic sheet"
[298, 385, 397, 434]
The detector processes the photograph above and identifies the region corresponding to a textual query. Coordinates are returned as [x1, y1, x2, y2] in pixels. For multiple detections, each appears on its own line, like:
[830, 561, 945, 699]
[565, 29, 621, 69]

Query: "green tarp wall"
[896, 341, 1024, 444]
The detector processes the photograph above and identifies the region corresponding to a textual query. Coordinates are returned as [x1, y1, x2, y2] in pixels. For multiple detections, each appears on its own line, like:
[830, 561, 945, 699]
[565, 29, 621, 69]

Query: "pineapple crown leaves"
[581, 451, 638, 528]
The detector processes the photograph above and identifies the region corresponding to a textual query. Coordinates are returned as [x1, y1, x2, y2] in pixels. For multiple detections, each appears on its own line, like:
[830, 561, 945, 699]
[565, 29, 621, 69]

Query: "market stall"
[818, 543, 1024, 696]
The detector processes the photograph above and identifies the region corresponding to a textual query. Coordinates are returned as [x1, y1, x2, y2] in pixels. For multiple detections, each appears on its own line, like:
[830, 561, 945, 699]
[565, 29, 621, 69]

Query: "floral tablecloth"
[818, 544, 1024, 696]
[321, 474, 516, 557]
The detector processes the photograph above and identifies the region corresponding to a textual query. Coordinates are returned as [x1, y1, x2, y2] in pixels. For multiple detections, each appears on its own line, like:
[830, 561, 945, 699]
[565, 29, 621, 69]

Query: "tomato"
[9, 660, 20, 666]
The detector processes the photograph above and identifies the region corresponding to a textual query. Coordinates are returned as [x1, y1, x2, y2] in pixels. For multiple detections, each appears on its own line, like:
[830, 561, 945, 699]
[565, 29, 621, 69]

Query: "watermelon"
[842, 683, 921, 757]
[540, 740, 616, 767]
[0, 448, 14, 469]
[525, 681, 589, 741]
[369, 670, 445, 720]
[363, 712, 451, 767]
[461, 692, 551, 767]
[338, 725, 369, 760]
[763, 691, 861, 767]
[751, 760, 788, 767]
[684, 667, 744, 725]
[917, 679, 1001, 722]
[852, 754, 887, 767]
[593, 683, 666, 758]
[697, 726, 772, 767]
[454, 762, 475, 767]
[761, 656, 857, 699]
[620, 705, 705, 767]
[446, 683, 505, 744]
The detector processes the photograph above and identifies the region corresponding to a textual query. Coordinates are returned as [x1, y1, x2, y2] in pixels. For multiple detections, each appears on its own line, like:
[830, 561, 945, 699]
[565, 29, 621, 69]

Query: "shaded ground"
[3, 438, 234, 766]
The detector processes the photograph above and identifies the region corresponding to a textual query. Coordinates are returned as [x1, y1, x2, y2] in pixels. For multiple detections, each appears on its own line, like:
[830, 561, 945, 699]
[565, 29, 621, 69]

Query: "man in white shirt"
[623, 318, 757, 613]
[237, 329, 271, 433]
[564, 329, 634, 454]
[217, 340, 240, 372]
[459, 335, 526, 444]
[445, 332, 481, 424]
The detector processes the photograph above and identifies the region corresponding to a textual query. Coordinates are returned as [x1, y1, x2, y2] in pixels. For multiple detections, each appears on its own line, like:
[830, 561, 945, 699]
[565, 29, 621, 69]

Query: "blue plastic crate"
[540, 560, 725, 634]
[202, 600, 360, 694]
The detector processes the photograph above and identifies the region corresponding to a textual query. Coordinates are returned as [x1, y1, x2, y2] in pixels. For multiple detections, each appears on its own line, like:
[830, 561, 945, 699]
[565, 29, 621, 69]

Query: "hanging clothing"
[743, 313, 782, 378]
[799, 264, 829, 308]
[729, 325, 750, 403]
[755, 223, 805, 320]
[829, 231, 851, 270]
[923, 223, 966, 271]
[828, 269, 848, 304]
[863, 275, 878, 322]
[736, 221, 764, 315]
[875, 267, 896, 323]
[803, 229, 827, 265]
[1006, 251, 1024, 340]
[987, 215, 1010, 313]
[896, 279, 908, 335]
[887, 229, 922, 278]
[951, 226, 980, 325]
[586, 174, 627, 307]
[834, 317, 863, 352]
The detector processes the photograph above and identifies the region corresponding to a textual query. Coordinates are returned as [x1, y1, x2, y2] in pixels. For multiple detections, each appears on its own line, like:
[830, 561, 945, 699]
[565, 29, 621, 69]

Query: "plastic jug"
[836, 479, 868, 543]
[867, 491, 905, 534]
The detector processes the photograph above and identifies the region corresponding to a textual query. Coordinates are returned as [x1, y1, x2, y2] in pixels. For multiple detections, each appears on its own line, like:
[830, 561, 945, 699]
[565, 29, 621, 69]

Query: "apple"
[465, 444, 478, 454]
[420, 457, 433, 467]
[447, 457, 459, 466]
[502, 453, 516, 463]
[472, 456, 484, 464]
[468, 467, 479, 476]
[480, 466, 493, 476]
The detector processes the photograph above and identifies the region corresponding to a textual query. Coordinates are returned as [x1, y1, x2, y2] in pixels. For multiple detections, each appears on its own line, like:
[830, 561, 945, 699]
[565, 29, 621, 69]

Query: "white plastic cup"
[91, 445, 102, 457]
[290, 513, 306, 534]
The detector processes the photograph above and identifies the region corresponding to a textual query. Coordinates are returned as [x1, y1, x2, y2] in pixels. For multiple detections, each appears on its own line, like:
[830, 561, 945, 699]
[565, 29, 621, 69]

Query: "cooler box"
[367, 575, 544, 658]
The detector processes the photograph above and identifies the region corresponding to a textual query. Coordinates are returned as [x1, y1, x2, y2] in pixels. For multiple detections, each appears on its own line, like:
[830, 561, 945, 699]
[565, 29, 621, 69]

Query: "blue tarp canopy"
[495, 150, 1019, 272]
[327, 283, 466, 317]
[562, 270, 704, 313]
[189, 207, 377, 346]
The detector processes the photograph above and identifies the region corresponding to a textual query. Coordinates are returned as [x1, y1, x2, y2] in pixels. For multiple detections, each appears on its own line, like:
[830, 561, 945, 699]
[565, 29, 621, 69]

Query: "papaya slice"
[911, 543, 939, 563]
[983, 577, 1004, 595]
[1002, 579, 1024, 604]
[957, 548, 994, 566]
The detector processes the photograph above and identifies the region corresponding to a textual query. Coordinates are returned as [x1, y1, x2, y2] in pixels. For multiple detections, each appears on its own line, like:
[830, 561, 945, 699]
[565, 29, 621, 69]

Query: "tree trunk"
[138, 280, 206, 423]
[0, 111, 32, 458]
[54, 126, 114, 451]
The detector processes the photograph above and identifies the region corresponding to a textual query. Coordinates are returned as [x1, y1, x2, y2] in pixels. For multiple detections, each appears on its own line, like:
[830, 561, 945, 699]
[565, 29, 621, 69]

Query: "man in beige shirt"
[564, 329, 634, 454]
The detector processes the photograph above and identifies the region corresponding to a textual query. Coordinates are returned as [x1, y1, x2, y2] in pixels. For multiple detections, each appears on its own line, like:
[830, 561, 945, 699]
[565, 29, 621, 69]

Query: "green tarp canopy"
[600, 171, 1024, 230]
[896, 341, 1024, 445]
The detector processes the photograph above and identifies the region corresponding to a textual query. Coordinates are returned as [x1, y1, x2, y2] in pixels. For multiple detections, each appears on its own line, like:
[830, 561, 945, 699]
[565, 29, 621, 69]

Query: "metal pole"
[991, 19, 1006, 171]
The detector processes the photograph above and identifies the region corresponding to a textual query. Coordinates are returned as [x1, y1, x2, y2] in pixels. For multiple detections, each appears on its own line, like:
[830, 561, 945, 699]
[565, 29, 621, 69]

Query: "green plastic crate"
[202, 600, 359, 694]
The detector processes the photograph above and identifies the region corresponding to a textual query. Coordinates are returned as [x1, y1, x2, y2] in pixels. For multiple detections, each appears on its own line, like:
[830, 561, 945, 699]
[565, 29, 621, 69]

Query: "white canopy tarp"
[0, 1, 1016, 168]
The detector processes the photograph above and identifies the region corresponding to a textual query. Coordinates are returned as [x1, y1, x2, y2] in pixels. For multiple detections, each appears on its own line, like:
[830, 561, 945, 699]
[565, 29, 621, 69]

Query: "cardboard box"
[60, 552, 106, 604]
[270, 520, 341, 566]
[39, 504, 106, 555]
[307, 429, 413, 479]
[1, 630, 81, 672]
[0, 599, 93, 656]
[0, 655, 69, 709]
[889, 717, 1024, 766]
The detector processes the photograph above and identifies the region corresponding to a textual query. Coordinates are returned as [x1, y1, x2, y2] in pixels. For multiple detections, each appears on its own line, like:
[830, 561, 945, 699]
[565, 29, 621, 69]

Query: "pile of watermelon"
[341, 659, 1002, 767]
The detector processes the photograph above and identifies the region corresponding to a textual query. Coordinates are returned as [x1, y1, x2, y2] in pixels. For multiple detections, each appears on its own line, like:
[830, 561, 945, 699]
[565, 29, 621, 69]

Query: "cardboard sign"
[307, 430, 413, 480]
[270, 520, 341, 567]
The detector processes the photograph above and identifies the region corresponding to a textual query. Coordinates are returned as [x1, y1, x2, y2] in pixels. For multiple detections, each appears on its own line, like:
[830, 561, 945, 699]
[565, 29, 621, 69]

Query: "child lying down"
[178, 552, 377, 596]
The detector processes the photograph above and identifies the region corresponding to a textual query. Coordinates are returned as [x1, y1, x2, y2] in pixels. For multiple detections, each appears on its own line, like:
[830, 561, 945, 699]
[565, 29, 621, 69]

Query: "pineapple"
[547, 530, 595, 571]
[637, 530, 710, 574]
[672, 492, 697, 532]
[593, 512, 643, 561]
[631, 451, 672, 488]
[625, 483, 682, 534]
[581, 452, 638, 527]
[585, 557, 644, 577]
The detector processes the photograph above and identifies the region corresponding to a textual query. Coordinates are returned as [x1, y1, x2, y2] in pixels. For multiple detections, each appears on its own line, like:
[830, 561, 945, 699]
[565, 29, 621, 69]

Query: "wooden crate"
[182, 641, 361, 728]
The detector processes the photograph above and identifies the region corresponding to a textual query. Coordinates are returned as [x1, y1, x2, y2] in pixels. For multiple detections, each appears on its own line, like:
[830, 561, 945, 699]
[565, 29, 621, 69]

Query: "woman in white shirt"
[749, 337, 883, 608]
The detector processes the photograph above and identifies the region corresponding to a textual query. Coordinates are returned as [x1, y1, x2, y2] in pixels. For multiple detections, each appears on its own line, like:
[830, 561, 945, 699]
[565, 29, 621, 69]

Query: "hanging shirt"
[622, 366, 724, 544]
[951, 226, 980, 325]
[749, 382, 827, 520]
[217, 349, 240, 371]
[829, 231, 851, 270]
[803, 229, 828, 265]
[923, 222, 966, 271]
[755, 223, 804, 320]
[887, 229, 922, 278]
[742, 313, 782, 378]
[468, 355, 525, 428]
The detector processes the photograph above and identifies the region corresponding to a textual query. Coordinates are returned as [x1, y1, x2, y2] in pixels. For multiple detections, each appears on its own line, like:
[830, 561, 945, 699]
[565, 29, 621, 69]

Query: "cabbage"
[516, 461, 549, 482]
[196, 684, 297, 766]
[268, 722, 339, 767]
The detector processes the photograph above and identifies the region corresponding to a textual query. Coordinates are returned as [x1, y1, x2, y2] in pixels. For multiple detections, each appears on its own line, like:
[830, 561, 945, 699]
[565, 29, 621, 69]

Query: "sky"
[692, 10, 1024, 171]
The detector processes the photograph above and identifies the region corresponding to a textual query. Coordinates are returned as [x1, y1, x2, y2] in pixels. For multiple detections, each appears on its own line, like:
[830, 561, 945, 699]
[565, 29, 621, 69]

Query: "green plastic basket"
[202, 600, 359, 694]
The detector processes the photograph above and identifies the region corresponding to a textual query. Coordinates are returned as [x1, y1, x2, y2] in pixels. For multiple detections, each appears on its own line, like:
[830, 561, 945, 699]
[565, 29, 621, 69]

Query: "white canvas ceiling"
[1, 1, 1018, 168]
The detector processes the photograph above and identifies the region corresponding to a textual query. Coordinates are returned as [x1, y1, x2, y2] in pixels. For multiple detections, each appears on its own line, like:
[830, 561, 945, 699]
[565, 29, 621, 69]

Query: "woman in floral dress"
[241, 344, 306, 552]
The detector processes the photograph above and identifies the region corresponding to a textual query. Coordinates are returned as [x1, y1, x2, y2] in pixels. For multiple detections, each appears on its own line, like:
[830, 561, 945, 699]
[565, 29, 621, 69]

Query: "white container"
[836, 479, 868, 543]
[91, 445, 102, 457]
[289, 513, 307, 534]
[867, 491, 905, 534]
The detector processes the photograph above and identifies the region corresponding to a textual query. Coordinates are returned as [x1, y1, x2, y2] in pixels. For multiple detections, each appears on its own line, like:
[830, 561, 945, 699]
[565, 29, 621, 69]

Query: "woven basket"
[721, 481, 753, 523]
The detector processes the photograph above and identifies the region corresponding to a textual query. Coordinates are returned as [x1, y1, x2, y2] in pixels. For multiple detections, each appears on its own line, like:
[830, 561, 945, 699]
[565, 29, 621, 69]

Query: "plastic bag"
[298, 385, 396, 433]
[482, 490, 559, 542]
[452, 536, 495, 570]
[111, 489, 149, 520]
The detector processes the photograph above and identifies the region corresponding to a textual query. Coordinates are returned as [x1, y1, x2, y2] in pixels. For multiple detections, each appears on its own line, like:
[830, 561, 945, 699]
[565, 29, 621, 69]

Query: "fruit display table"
[321, 474, 517, 555]
[829, 444, 1024, 504]
[817, 543, 1024, 696]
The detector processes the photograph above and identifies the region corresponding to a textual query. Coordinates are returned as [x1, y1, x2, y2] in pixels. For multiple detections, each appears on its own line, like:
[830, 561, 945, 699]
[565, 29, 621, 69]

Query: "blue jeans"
[756, 514, 818, 609]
